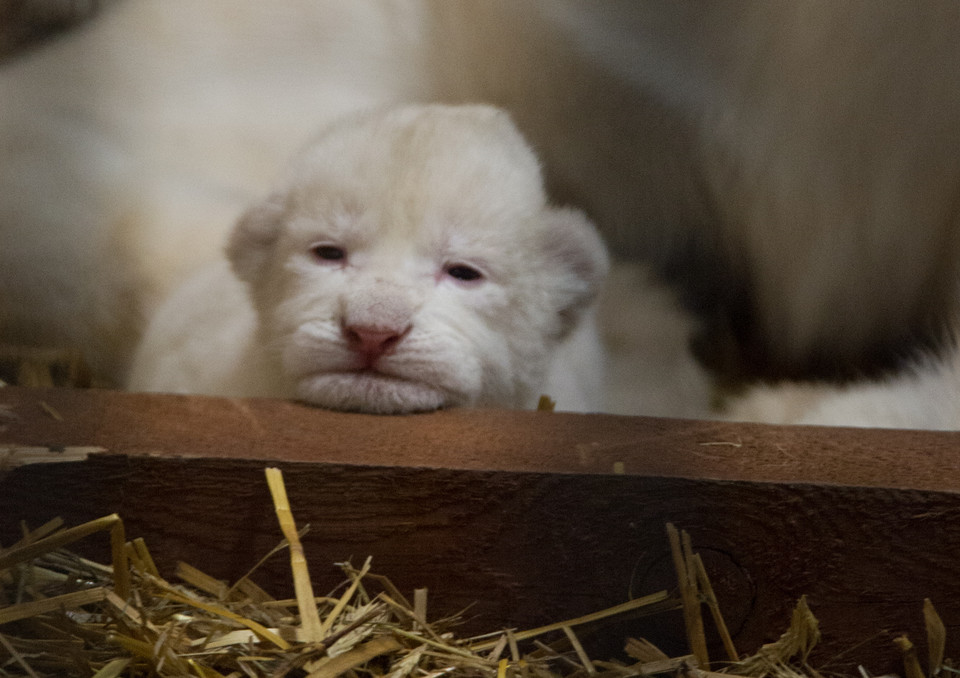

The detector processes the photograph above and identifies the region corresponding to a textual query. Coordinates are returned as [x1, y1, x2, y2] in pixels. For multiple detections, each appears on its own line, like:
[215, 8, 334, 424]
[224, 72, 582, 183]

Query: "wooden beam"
[2, 386, 958, 672]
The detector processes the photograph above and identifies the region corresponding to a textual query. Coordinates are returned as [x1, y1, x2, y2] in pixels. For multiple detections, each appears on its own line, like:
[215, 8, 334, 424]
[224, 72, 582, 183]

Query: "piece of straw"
[693, 552, 739, 662]
[110, 518, 130, 600]
[265, 467, 323, 643]
[91, 658, 132, 678]
[507, 628, 521, 662]
[176, 561, 229, 600]
[924, 599, 945, 676]
[667, 523, 710, 669]
[0, 632, 40, 678]
[305, 635, 402, 678]
[321, 555, 372, 636]
[414, 587, 428, 632]
[561, 625, 596, 674]
[14, 517, 63, 546]
[223, 525, 309, 601]
[0, 587, 108, 625]
[895, 635, 925, 678]
[625, 637, 670, 663]
[469, 590, 671, 651]
[157, 589, 289, 650]
[536, 395, 556, 412]
[131, 537, 160, 577]
[731, 596, 820, 676]
[0, 514, 121, 571]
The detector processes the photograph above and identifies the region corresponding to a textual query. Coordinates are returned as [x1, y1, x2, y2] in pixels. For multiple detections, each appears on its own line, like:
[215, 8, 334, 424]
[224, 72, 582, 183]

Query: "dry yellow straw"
[469, 590, 671, 652]
[536, 395, 556, 412]
[561, 625, 596, 674]
[0, 514, 120, 570]
[667, 523, 709, 669]
[265, 467, 323, 643]
[0, 513, 129, 600]
[693, 553, 739, 662]
[305, 636, 402, 678]
[130, 537, 160, 577]
[0, 588, 108, 625]
[157, 590, 288, 649]
[894, 635, 924, 678]
[924, 599, 945, 676]
[0, 632, 40, 678]
[321, 556, 371, 636]
[109, 519, 130, 600]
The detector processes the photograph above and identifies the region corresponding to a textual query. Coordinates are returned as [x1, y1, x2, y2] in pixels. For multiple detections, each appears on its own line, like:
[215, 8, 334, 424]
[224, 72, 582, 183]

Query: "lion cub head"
[227, 104, 608, 413]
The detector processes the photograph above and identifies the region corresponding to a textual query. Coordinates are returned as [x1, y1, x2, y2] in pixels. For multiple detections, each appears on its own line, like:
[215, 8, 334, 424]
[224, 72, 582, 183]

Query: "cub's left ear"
[542, 207, 610, 335]
[226, 193, 286, 283]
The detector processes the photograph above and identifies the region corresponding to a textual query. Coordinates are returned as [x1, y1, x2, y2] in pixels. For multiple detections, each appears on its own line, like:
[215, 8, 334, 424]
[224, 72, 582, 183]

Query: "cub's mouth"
[294, 370, 450, 414]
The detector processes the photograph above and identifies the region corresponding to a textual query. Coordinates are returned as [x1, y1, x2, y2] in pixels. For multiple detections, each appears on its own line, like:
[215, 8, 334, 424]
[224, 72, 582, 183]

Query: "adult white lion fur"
[430, 1, 960, 384]
[727, 342, 960, 430]
[128, 105, 610, 413]
[0, 0, 435, 382]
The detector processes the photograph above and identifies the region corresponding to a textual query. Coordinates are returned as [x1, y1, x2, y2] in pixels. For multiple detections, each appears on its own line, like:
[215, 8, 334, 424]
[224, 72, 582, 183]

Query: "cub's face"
[228, 105, 607, 413]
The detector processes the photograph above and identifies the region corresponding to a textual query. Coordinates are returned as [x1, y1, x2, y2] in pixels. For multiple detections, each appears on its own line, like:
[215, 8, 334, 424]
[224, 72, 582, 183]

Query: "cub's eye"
[311, 244, 346, 262]
[445, 264, 484, 283]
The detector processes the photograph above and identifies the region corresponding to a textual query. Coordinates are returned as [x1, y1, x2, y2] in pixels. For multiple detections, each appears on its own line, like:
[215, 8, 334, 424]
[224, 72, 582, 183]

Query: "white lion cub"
[128, 105, 609, 413]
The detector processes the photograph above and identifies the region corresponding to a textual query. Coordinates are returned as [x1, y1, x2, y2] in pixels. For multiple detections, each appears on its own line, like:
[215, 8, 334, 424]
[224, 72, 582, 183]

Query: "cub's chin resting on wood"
[127, 105, 609, 414]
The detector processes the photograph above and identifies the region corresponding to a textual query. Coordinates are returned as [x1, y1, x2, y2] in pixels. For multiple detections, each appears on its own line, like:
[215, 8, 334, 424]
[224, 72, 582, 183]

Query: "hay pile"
[0, 468, 945, 677]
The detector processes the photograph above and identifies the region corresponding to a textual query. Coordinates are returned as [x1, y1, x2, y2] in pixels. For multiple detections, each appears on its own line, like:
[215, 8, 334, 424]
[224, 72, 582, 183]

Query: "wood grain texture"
[2, 386, 960, 671]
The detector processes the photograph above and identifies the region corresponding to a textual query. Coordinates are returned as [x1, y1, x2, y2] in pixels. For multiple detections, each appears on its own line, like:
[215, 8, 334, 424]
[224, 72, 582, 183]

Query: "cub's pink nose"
[344, 324, 409, 360]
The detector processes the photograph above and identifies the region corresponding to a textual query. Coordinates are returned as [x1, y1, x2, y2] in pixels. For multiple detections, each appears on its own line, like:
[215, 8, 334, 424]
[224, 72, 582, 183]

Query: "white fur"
[0, 0, 433, 382]
[727, 344, 960, 430]
[433, 2, 960, 375]
[128, 105, 609, 414]
[598, 264, 715, 420]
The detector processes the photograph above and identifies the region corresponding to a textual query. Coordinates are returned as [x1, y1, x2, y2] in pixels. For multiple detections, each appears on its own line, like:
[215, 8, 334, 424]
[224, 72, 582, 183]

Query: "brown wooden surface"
[2, 386, 960, 671]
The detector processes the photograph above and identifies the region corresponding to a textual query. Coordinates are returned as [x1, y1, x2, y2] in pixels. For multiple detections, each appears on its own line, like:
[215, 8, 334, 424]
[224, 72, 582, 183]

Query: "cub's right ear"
[226, 194, 286, 283]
